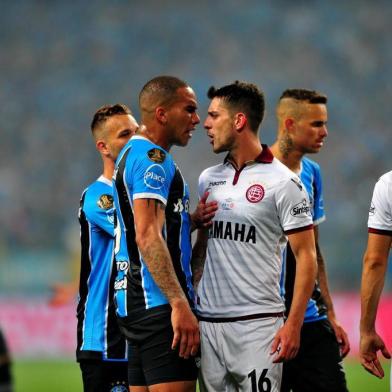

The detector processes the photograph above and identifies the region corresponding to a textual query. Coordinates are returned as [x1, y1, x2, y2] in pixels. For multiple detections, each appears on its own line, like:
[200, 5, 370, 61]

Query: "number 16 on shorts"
[248, 368, 272, 392]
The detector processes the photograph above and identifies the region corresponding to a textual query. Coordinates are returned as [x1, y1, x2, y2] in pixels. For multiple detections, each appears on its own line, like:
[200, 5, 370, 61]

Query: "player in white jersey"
[192, 81, 317, 392]
[360, 171, 392, 381]
[271, 89, 349, 392]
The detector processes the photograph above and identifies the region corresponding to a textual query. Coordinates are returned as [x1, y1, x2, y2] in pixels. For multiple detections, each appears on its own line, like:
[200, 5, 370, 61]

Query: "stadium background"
[0, 1, 391, 390]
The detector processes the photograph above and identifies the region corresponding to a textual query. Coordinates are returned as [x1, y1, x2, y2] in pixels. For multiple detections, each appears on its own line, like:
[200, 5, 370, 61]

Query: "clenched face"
[165, 86, 200, 147]
[103, 114, 139, 160]
[204, 97, 236, 154]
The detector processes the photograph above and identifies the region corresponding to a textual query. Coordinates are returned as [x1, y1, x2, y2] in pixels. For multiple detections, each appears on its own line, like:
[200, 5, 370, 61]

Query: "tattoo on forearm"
[141, 240, 185, 302]
[146, 199, 165, 217]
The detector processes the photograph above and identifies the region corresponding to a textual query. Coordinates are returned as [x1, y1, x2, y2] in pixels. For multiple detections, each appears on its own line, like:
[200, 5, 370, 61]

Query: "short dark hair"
[207, 81, 265, 132]
[91, 104, 133, 134]
[279, 89, 327, 104]
[139, 76, 189, 110]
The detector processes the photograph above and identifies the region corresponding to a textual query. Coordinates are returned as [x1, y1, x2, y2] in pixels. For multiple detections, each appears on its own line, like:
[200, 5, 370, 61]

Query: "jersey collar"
[224, 145, 274, 185]
[224, 144, 274, 166]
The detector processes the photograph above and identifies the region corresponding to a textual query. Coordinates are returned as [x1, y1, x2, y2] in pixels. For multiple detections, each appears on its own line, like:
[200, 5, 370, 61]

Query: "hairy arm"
[314, 226, 350, 357]
[133, 198, 199, 358]
[272, 228, 317, 362]
[360, 233, 392, 378]
[191, 228, 209, 290]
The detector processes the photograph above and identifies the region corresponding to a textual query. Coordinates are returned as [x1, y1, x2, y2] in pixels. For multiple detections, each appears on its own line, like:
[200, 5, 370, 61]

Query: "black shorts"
[0, 328, 10, 357]
[0, 328, 12, 385]
[281, 319, 348, 392]
[79, 359, 128, 392]
[121, 309, 198, 386]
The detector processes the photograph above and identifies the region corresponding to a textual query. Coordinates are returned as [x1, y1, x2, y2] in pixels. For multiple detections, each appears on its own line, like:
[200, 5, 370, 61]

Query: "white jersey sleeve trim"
[313, 215, 326, 226]
[133, 193, 167, 205]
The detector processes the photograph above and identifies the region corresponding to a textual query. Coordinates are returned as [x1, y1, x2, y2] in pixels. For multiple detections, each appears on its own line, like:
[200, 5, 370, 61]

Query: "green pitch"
[13, 358, 389, 391]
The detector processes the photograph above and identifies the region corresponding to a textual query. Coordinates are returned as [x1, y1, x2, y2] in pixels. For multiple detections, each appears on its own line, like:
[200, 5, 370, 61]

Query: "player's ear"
[234, 113, 247, 132]
[156, 107, 167, 124]
[284, 118, 295, 133]
[96, 139, 109, 156]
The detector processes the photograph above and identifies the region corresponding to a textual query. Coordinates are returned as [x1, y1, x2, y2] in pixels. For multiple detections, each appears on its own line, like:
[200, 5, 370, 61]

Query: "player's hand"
[171, 298, 200, 359]
[191, 191, 218, 230]
[270, 322, 301, 363]
[49, 282, 78, 306]
[360, 332, 391, 378]
[329, 317, 350, 358]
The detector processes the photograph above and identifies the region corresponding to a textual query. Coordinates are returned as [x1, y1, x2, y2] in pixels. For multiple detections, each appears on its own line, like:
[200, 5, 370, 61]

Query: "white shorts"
[199, 316, 284, 392]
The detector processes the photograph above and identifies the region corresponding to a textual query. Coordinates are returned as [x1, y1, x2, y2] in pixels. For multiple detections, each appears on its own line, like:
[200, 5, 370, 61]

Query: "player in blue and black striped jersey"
[113, 76, 216, 392]
[272, 89, 349, 392]
[77, 104, 138, 392]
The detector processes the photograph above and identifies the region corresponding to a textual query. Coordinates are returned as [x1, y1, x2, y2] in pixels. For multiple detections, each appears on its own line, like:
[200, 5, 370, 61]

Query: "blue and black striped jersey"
[77, 175, 127, 361]
[113, 136, 194, 320]
[281, 157, 328, 323]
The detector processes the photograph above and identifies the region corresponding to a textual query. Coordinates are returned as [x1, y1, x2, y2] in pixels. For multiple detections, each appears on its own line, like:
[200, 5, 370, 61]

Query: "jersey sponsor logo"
[290, 199, 311, 218]
[209, 220, 256, 243]
[222, 198, 235, 210]
[208, 180, 226, 187]
[290, 177, 303, 191]
[116, 260, 129, 271]
[246, 184, 265, 203]
[144, 164, 166, 189]
[369, 202, 375, 216]
[114, 277, 127, 290]
[173, 198, 190, 213]
[97, 194, 114, 209]
[147, 148, 166, 163]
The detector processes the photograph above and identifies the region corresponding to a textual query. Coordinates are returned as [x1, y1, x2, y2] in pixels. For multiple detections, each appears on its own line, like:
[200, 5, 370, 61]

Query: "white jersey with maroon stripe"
[196, 146, 313, 319]
[368, 170, 392, 235]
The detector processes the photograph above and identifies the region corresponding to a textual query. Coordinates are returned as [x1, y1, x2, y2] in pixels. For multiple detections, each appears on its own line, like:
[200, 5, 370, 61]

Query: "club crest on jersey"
[147, 148, 166, 163]
[246, 184, 265, 203]
[290, 199, 311, 218]
[109, 381, 128, 392]
[97, 194, 113, 209]
[144, 164, 166, 189]
[369, 202, 375, 216]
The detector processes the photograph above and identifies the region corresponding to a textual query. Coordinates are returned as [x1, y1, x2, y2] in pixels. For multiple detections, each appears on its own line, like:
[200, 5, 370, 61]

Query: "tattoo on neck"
[280, 134, 294, 158]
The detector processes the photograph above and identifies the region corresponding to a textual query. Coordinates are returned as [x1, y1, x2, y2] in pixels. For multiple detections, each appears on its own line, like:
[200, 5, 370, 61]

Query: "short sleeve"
[126, 151, 175, 205]
[275, 176, 313, 234]
[83, 191, 115, 237]
[368, 177, 392, 234]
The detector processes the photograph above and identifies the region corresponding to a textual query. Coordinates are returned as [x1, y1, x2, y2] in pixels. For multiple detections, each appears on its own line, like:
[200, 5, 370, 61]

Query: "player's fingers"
[190, 329, 200, 356]
[272, 340, 287, 363]
[360, 357, 383, 378]
[200, 191, 210, 203]
[270, 333, 281, 355]
[181, 331, 192, 359]
[380, 346, 391, 359]
[171, 328, 180, 351]
[178, 328, 190, 358]
[340, 335, 350, 358]
[373, 359, 385, 378]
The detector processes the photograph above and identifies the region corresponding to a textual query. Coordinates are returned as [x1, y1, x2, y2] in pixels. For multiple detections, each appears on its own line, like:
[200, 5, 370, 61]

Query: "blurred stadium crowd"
[0, 1, 391, 296]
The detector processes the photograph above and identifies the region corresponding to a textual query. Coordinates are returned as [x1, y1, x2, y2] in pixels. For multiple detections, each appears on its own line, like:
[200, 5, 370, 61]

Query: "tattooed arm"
[133, 198, 199, 358]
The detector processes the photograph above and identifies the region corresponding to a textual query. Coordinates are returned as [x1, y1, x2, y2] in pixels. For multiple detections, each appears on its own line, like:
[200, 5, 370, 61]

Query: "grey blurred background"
[0, 0, 391, 297]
